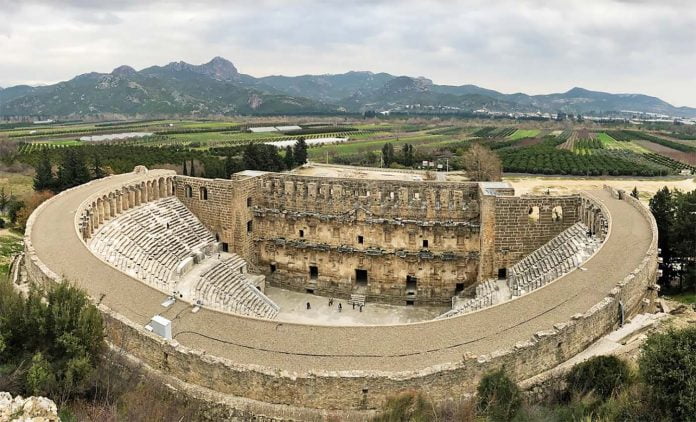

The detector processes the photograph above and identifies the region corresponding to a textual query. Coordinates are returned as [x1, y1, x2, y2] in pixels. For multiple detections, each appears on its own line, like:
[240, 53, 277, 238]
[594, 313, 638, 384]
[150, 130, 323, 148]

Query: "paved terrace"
[30, 171, 652, 374]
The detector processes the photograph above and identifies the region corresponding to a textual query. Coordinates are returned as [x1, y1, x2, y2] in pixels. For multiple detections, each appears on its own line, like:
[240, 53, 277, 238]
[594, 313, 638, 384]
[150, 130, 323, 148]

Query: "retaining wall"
[22, 172, 658, 415]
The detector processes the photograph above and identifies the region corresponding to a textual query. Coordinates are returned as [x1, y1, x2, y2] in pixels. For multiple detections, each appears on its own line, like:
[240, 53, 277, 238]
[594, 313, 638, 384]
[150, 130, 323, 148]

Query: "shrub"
[566, 355, 631, 398]
[0, 217, 4, 228]
[639, 327, 696, 421]
[373, 390, 435, 422]
[0, 277, 104, 404]
[477, 368, 522, 421]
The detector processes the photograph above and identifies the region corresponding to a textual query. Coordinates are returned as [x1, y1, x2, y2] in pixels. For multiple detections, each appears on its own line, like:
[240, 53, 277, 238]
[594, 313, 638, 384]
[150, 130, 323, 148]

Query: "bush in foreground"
[566, 355, 631, 398]
[639, 327, 696, 422]
[0, 277, 104, 404]
[372, 390, 435, 422]
[477, 368, 522, 421]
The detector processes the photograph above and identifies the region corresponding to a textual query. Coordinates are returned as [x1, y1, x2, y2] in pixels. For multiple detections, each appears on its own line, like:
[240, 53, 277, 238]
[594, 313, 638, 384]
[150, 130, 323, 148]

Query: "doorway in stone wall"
[355, 269, 368, 287]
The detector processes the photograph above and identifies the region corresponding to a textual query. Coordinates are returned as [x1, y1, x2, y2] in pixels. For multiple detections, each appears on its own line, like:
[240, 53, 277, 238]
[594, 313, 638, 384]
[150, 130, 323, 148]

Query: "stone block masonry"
[22, 168, 658, 418]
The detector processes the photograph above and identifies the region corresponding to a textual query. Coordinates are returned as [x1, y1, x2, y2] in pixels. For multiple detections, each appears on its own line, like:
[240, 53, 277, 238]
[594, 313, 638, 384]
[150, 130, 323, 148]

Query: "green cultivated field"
[3, 118, 696, 178]
[508, 129, 540, 140]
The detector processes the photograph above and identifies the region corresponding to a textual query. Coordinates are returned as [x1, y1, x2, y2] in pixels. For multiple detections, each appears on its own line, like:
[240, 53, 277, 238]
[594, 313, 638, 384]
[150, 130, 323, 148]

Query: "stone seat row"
[508, 222, 601, 297]
[437, 279, 499, 319]
[194, 257, 279, 319]
[89, 197, 217, 293]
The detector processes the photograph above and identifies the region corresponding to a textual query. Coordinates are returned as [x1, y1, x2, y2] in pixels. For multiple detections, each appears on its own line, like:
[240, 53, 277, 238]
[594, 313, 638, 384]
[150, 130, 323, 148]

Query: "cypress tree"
[93, 154, 105, 179]
[382, 143, 395, 167]
[33, 149, 55, 192]
[182, 160, 188, 176]
[284, 145, 295, 169]
[73, 149, 91, 186]
[189, 159, 195, 177]
[293, 137, 308, 165]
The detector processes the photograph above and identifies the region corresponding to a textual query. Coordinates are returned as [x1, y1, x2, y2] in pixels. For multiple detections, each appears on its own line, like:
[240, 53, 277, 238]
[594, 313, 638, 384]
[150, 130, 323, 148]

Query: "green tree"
[57, 148, 90, 191]
[650, 187, 674, 286]
[224, 155, 240, 178]
[671, 190, 696, 290]
[640, 328, 696, 421]
[93, 154, 105, 179]
[293, 137, 308, 165]
[189, 159, 196, 177]
[33, 149, 55, 192]
[381, 143, 395, 167]
[283, 145, 295, 169]
[243, 143, 285, 172]
[401, 143, 415, 167]
[182, 160, 188, 176]
[6, 198, 23, 224]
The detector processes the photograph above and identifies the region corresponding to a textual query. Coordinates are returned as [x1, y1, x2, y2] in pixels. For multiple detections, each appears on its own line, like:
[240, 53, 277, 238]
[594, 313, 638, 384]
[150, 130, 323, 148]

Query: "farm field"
[595, 132, 649, 153]
[634, 140, 696, 166]
[508, 129, 540, 140]
[3, 118, 696, 180]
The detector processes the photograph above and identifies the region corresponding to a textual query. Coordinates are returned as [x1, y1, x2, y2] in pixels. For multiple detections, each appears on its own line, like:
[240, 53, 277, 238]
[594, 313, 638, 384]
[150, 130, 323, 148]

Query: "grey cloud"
[0, 0, 694, 106]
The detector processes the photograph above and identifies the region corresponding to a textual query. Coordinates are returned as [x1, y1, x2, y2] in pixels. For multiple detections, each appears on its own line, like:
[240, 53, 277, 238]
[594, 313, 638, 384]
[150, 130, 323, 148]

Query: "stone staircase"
[349, 294, 366, 306]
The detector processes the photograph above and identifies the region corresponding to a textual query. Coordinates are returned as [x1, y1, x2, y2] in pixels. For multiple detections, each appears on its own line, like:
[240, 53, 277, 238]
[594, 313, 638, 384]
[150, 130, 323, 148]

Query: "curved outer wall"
[23, 172, 658, 412]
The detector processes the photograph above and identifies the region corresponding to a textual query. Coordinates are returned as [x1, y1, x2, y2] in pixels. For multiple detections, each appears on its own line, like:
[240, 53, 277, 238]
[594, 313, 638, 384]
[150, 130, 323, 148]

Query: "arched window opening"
[185, 185, 193, 198]
[552, 206, 563, 222]
[200, 186, 208, 200]
[528, 206, 540, 223]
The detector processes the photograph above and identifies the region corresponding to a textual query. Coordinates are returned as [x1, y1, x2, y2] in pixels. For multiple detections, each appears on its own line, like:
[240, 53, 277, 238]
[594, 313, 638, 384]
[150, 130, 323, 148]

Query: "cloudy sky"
[1, 0, 695, 106]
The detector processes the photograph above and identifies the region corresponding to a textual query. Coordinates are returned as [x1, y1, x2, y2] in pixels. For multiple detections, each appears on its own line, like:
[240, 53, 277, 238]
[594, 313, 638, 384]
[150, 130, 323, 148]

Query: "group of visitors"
[304, 297, 365, 313]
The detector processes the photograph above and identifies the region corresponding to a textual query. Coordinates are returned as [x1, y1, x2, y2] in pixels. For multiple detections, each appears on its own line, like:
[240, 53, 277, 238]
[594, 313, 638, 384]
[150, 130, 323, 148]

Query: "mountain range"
[1, 56, 694, 118]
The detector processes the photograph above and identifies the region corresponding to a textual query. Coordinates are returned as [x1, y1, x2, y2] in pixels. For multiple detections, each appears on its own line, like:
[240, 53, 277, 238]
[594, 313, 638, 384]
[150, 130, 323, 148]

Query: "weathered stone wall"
[178, 173, 482, 302]
[488, 195, 582, 276]
[254, 210, 480, 304]
[256, 174, 481, 220]
[174, 176, 257, 265]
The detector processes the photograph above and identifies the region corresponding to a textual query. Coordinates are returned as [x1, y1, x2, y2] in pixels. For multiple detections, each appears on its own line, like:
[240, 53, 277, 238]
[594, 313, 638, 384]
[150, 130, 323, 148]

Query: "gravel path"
[30, 173, 652, 374]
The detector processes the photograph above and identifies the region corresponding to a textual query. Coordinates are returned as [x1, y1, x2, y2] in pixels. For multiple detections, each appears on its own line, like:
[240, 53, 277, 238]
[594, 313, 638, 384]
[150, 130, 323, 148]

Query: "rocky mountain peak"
[111, 65, 137, 77]
[200, 56, 239, 81]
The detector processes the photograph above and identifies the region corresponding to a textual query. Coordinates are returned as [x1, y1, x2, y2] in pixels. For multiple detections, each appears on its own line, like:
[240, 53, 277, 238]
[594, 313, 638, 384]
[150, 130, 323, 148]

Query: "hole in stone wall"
[406, 275, 417, 292]
[498, 268, 507, 279]
[552, 205, 563, 222]
[185, 185, 193, 198]
[422, 239, 429, 248]
[199, 186, 208, 200]
[270, 264, 277, 273]
[309, 265, 318, 280]
[299, 230, 304, 238]
[355, 269, 368, 286]
[246, 197, 252, 207]
[455, 283, 465, 293]
[528, 206, 540, 223]
[357, 235, 364, 244]
[246, 220, 253, 233]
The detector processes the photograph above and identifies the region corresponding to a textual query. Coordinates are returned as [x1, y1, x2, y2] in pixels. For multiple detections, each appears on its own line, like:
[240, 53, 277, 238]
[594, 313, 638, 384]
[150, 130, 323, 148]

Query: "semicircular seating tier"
[88, 196, 278, 319]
